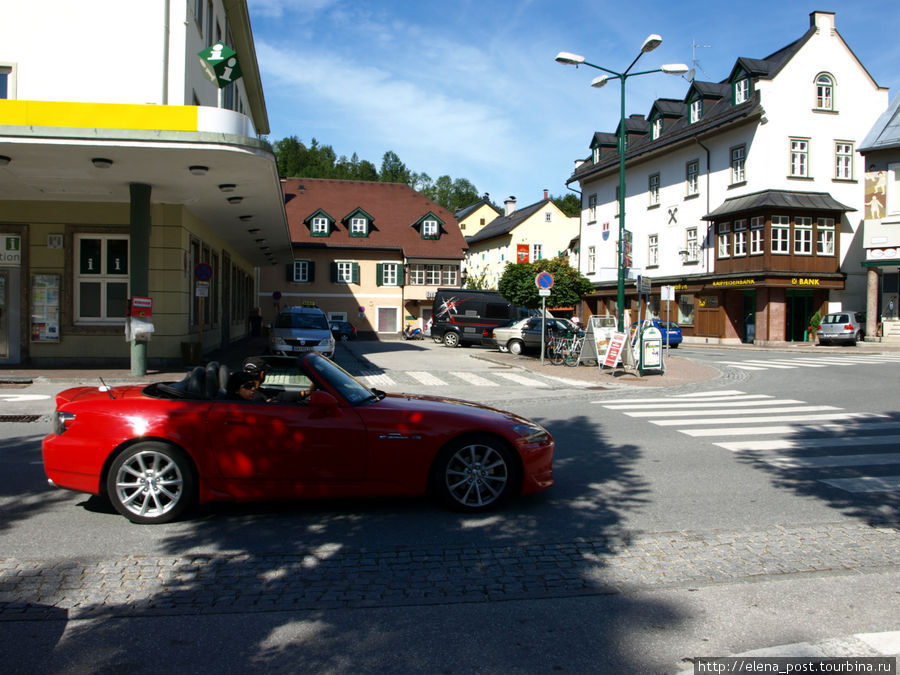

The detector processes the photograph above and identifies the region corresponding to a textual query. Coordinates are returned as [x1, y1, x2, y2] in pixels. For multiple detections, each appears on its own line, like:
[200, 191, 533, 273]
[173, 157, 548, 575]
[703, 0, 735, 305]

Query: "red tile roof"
[282, 178, 467, 259]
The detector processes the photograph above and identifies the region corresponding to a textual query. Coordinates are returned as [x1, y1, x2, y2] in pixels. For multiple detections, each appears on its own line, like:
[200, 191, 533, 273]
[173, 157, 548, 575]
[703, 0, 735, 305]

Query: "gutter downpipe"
[694, 136, 712, 275]
[161, 0, 170, 104]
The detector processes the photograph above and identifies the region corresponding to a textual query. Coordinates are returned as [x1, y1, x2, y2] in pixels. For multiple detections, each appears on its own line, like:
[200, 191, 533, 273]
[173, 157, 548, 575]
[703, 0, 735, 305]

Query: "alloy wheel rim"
[115, 450, 184, 518]
[445, 443, 508, 507]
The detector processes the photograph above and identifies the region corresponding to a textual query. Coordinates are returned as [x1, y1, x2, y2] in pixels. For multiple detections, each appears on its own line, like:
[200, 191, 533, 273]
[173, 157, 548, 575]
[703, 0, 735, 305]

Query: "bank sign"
[0, 235, 21, 266]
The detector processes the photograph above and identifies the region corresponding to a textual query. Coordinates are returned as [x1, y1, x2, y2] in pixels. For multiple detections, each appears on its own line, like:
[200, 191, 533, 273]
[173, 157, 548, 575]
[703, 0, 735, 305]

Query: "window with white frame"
[686, 227, 699, 262]
[592, 146, 600, 163]
[734, 77, 750, 104]
[422, 219, 439, 238]
[426, 264, 441, 285]
[772, 216, 790, 254]
[648, 173, 660, 206]
[652, 117, 662, 140]
[648, 234, 659, 266]
[0, 65, 14, 99]
[75, 234, 129, 324]
[834, 142, 854, 180]
[717, 223, 731, 258]
[292, 260, 310, 283]
[408, 264, 425, 285]
[750, 217, 764, 255]
[790, 138, 810, 177]
[532, 244, 543, 260]
[380, 262, 399, 286]
[336, 261, 355, 283]
[794, 217, 813, 254]
[614, 185, 620, 216]
[350, 217, 368, 236]
[689, 98, 702, 123]
[442, 266, 458, 286]
[888, 163, 900, 215]
[686, 160, 699, 196]
[311, 217, 329, 236]
[733, 219, 747, 257]
[544, 211, 552, 223]
[816, 218, 835, 256]
[588, 194, 597, 221]
[731, 145, 746, 184]
[587, 246, 596, 274]
[815, 73, 834, 110]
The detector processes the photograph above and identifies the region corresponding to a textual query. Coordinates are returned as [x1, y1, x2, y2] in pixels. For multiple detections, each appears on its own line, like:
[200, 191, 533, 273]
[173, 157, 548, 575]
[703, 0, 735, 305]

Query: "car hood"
[53, 384, 149, 408]
[271, 327, 332, 341]
[376, 392, 540, 427]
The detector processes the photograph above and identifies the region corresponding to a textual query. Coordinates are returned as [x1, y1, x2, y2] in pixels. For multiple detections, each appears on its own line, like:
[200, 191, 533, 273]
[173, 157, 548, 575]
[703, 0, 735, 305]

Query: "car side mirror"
[308, 390, 339, 409]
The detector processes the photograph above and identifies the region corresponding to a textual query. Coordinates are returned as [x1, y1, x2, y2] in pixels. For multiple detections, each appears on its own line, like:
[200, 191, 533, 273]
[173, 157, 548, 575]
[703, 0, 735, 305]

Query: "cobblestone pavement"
[2, 521, 896, 621]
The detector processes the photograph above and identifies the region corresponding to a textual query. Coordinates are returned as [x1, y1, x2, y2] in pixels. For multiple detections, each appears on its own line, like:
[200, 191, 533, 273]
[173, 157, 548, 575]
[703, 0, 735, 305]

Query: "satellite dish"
[684, 68, 696, 82]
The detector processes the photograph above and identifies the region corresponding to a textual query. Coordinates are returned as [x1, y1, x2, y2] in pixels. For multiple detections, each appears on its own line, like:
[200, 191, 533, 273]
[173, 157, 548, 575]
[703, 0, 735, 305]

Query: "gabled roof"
[704, 189, 855, 220]
[860, 95, 900, 152]
[465, 199, 551, 245]
[650, 98, 685, 118]
[686, 80, 729, 102]
[590, 132, 618, 149]
[455, 195, 500, 220]
[282, 178, 466, 259]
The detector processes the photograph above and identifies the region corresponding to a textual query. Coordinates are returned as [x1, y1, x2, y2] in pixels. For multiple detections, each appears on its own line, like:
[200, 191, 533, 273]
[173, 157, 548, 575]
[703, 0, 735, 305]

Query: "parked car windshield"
[276, 313, 329, 330]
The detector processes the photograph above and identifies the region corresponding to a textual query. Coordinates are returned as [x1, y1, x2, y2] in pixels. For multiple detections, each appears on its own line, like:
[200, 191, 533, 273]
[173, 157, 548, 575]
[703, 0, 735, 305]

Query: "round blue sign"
[535, 272, 554, 289]
[194, 263, 213, 281]
[272, 291, 282, 300]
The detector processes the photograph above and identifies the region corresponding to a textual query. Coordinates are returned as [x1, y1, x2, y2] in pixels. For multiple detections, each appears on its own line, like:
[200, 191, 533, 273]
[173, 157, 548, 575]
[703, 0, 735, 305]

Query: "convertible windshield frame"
[304, 353, 378, 405]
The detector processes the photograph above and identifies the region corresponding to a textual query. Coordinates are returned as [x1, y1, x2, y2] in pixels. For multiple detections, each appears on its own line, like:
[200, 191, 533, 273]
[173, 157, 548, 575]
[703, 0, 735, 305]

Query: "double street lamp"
[557, 36, 688, 331]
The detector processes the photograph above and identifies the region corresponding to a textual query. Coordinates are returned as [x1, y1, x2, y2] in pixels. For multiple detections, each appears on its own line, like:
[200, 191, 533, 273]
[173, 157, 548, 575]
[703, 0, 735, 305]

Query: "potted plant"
[808, 311, 822, 342]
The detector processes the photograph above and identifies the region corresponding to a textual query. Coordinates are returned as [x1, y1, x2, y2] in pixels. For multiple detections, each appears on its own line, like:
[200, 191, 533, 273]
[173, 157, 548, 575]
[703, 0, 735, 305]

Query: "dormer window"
[734, 77, 750, 104]
[422, 219, 438, 238]
[350, 217, 367, 235]
[311, 216, 330, 236]
[592, 146, 600, 163]
[689, 98, 702, 124]
[651, 117, 663, 140]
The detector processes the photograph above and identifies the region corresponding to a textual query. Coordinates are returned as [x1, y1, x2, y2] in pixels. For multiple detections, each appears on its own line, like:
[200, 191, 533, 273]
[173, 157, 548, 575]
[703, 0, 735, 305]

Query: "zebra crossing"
[355, 368, 556, 390]
[596, 389, 900, 495]
[714, 353, 900, 371]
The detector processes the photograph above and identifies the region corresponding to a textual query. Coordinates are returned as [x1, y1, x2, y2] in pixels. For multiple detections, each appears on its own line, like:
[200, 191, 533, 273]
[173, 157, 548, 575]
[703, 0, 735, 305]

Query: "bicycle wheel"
[549, 338, 565, 365]
[564, 338, 582, 366]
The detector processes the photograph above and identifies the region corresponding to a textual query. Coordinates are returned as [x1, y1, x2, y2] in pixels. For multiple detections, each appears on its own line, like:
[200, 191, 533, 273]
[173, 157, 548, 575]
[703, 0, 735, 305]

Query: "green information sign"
[198, 42, 243, 88]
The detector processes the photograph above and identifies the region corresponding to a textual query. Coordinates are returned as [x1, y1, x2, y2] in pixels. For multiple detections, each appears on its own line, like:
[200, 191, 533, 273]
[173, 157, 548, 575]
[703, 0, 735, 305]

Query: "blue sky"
[248, 0, 900, 206]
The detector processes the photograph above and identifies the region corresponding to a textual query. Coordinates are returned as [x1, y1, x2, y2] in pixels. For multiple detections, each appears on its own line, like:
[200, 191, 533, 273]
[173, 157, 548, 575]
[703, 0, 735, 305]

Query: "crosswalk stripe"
[759, 359, 827, 368]
[767, 453, 900, 469]
[652, 412, 886, 426]
[494, 372, 551, 388]
[625, 405, 838, 418]
[674, 390, 750, 397]
[716, 360, 796, 369]
[407, 371, 447, 386]
[820, 475, 900, 493]
[715, 434, 900, 452]
[681, 421, 900, 437]
[596, 394, 773, 404]
[716, 363, 766, 370]
[452, 371, 499, 387]
[603, 398, 801, 410]
[358, 372, 396, 388]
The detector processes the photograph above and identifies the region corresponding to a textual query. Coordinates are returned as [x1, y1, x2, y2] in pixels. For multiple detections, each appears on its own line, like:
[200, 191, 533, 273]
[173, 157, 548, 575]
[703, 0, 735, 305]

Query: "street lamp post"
[556, 38, 688, 331]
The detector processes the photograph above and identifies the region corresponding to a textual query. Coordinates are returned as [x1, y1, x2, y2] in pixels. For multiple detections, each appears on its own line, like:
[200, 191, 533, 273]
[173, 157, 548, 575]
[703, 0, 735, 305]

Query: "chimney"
[504, 195, 517, 216]
[810, 11, 835, 32]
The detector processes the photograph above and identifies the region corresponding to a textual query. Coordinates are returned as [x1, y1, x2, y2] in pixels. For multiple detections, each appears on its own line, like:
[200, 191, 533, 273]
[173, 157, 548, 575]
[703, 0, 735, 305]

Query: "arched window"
[815, 73, 834, 110]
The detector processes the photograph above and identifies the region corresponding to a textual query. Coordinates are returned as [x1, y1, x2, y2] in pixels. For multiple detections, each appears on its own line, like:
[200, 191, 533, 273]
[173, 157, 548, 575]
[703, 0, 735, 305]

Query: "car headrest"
[186, 366, 205, 398]
[205, 362, 220, 399]
[218, 364, 231, 397]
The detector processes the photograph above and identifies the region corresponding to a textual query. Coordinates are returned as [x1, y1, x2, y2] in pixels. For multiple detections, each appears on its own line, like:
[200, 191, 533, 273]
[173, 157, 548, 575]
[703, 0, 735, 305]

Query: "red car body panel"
[42, 355, 554, 511]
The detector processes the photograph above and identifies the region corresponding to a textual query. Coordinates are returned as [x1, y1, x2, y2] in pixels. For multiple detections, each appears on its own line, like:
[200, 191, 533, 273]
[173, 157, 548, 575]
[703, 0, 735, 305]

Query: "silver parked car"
[269, 306, 335, 358]
[817, 311, 865, 346]
[490, 317, 580, 355]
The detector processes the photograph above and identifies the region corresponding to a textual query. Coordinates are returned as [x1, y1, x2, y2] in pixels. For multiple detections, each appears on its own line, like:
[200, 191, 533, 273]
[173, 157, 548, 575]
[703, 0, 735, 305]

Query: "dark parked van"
[431, 288, 534, 347]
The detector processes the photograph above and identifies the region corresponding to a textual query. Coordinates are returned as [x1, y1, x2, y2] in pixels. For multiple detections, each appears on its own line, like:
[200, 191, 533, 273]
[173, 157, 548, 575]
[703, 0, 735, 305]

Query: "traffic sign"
[535, 272, 554, 289]
[194, 263, 213, 281]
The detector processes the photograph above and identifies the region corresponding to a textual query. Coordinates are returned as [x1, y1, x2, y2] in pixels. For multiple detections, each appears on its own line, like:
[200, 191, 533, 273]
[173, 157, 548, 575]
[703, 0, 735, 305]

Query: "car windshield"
[306, 354, 378, 405]
[276, 313, 329, 330]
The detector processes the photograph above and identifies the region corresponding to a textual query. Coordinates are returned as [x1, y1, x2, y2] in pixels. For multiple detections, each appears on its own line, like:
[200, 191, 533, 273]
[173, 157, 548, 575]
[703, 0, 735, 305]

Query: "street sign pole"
[535, 273, 554, 366]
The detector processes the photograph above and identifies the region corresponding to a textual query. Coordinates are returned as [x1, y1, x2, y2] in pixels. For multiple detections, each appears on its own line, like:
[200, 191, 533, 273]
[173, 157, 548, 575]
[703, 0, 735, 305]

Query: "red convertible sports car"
[42, 354, 554, 524]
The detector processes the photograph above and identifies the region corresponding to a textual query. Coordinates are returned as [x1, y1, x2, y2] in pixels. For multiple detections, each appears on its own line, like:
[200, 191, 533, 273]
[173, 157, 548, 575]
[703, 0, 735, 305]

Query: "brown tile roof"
[282, 178, 467, 259]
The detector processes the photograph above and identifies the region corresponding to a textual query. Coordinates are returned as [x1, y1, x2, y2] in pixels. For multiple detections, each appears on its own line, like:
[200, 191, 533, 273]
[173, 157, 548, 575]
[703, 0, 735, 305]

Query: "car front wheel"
[433, 435, 518, 512]
[507, 339, 524, 355]
[107, 442, 195, 524]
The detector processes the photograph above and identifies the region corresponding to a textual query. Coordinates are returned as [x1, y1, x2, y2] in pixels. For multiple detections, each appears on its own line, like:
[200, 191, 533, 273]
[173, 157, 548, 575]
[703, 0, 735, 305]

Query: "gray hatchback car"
[816, 311, 865, 345]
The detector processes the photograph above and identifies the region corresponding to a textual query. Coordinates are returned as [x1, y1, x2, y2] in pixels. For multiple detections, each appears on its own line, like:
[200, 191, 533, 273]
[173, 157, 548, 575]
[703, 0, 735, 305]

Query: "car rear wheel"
[507, 339, 524, 355]
[433, 435, 517, 512]
[107, 442, 195, 524]
[443, 331, 460, 348]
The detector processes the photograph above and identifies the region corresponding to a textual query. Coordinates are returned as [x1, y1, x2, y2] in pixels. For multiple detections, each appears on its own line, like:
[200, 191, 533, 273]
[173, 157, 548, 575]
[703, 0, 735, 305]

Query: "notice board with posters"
[31, 274, 61, 342]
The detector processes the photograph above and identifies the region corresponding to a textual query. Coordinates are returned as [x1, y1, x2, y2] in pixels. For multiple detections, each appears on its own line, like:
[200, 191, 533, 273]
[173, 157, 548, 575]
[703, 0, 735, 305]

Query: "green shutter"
[351, 262, 360, 284]
[286, 263, 294, 282]
[330, 261, 338, 283]
[376, 263, 384, 287]
[397, 264, 405, 287]
[308, 261, 315, 282]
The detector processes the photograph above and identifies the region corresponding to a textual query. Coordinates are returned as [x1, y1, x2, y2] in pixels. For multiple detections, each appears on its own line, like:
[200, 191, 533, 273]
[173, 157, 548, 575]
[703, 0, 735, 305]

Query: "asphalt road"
[1, 343, 898, 672]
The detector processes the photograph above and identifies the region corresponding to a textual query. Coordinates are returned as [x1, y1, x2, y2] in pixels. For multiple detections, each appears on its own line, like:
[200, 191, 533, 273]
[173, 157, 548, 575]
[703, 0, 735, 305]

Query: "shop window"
[75, 234, 129, 324]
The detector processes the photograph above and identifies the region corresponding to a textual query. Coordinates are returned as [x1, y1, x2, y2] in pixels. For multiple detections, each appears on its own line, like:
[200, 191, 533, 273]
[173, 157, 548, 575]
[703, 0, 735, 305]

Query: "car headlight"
[511, 423, 550, 444]
[272, 336, 286, 346]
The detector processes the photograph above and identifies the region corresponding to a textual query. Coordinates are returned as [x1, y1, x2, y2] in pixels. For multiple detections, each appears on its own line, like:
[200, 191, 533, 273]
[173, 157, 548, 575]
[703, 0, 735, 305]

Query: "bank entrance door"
[786, 291, 813, 342]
